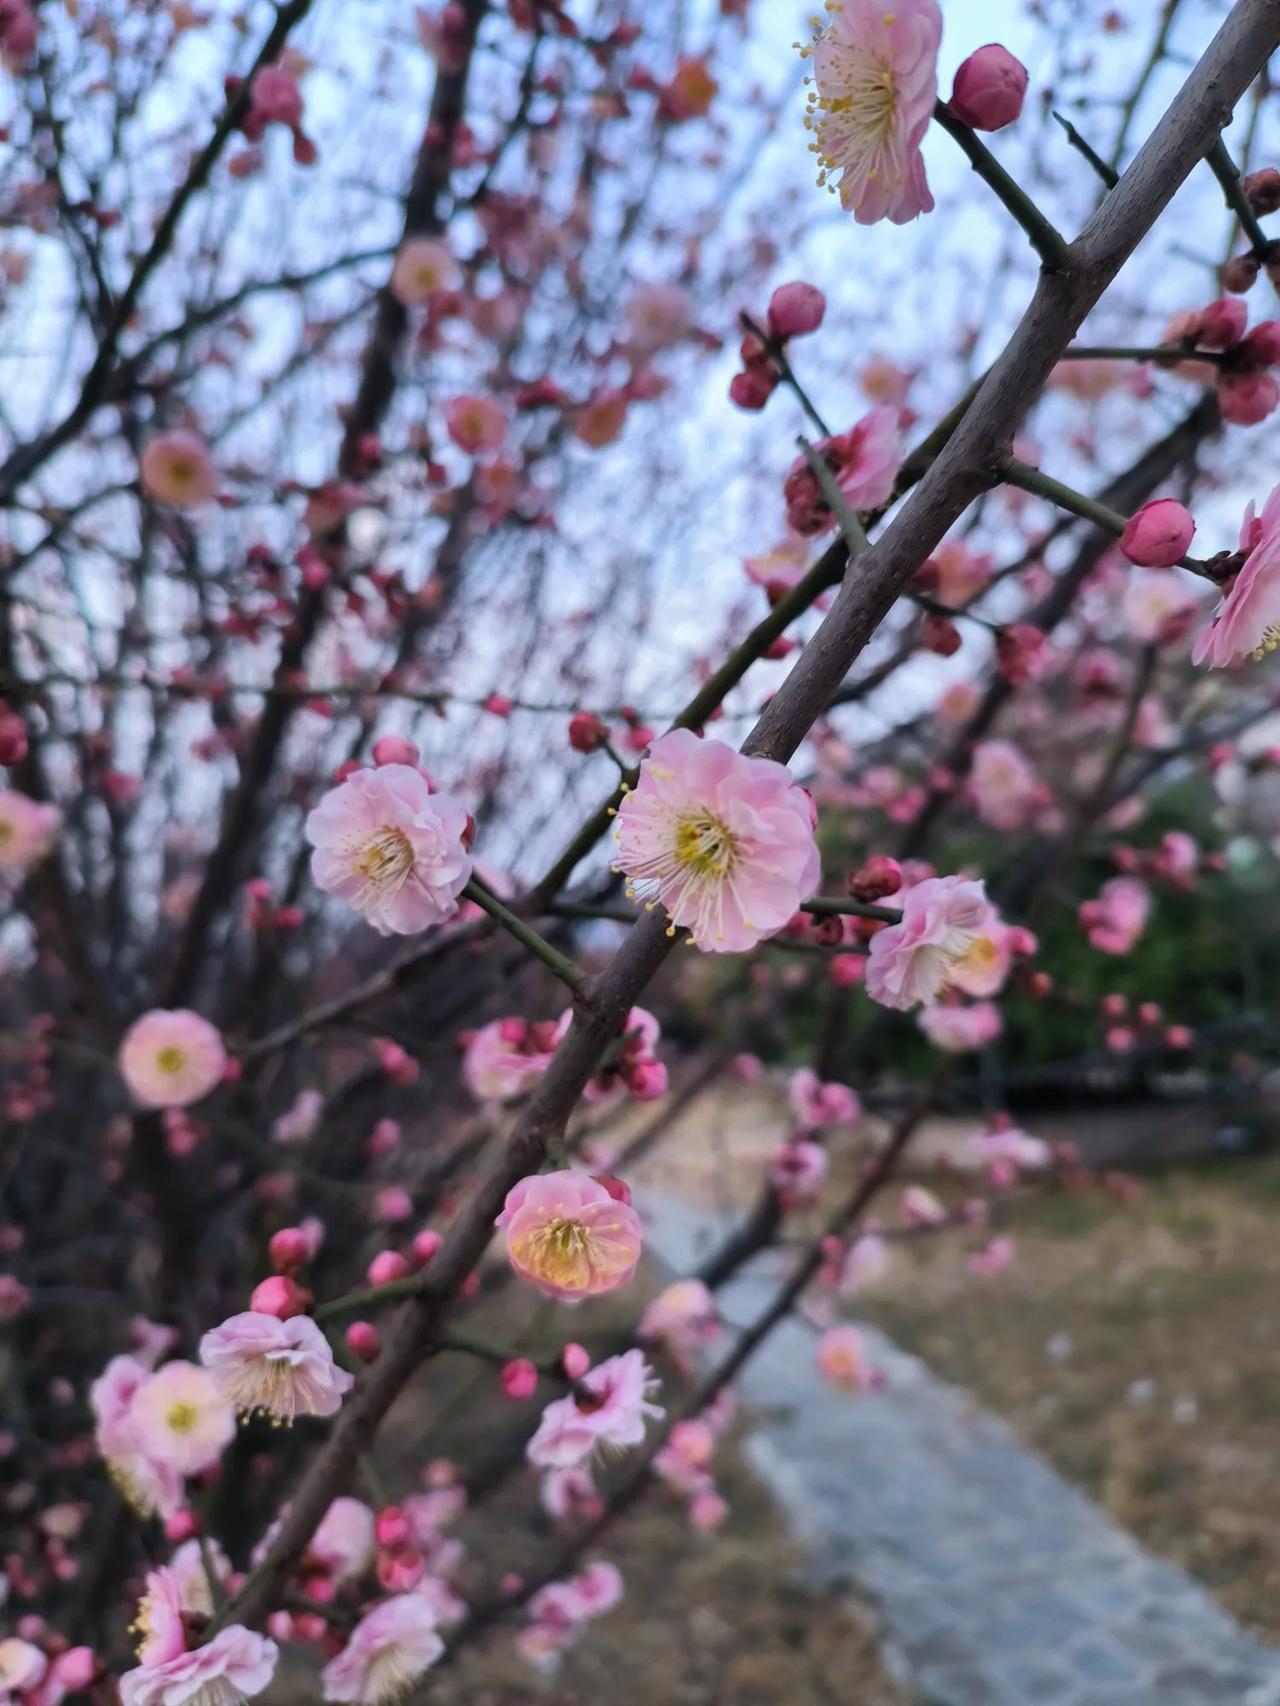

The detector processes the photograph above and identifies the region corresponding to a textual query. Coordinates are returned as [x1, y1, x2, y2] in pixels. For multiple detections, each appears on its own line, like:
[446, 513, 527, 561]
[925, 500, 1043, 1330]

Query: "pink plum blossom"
[139, 430, 216, 507]
[817, 1325, 881, 1392]
[961, 1123, 1050, 1171]
[0, 1641, 46, 1703]
[320, 1595, 443, 1703]
[805, 0, 941, 224]
[132, 1569, 186, 1667]
[612, 729, 820, 952]
[443, 394, 507, 457]
[768, 1138, 829, 1205]
[527, 1350, 663, 1468]
[969, 1236, 1016, 1277]
[1123, 571, 1200, 644]
[1079, 876, 1151, 954]
[389, 238, 459, 306]
[462, 1018, 556, 1103]
[308, 1498, 376, 1583]
[1193, 484, 1280, 666]
[120, 1625, 277, 1706]
[199, 1311, 353, 1422]
[128, 1361, 235, 1477]
[520, 1562, 624, 1667]
[968, 740, 1041, 831]
[865, 875, 992, 1010]
[919, 1000, 1003, 1053]
[638, 1279, 720, 1368]
[90, 1354, 185, 1519]
[788, 1068, 860, 1128]
[497, 1171, 643, 1302]
[626, 281, 693, 350]
[118, 1010, 226, 1109]
[305, 764, 472, 935]
[743, 537, 810, 598]
[783, 406, 903, 534]
[0, 789, 60, 870]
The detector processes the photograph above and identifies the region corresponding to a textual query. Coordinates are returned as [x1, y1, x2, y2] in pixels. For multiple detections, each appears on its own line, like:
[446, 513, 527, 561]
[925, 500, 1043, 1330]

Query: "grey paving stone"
[642, 1191, 1280, 1706]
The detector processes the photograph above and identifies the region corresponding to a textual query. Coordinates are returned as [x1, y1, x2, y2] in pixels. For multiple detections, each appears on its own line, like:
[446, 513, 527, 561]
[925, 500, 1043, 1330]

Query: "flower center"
[523, 1215, 591, 1288]
[166, 1399, 200, 1435]
[0, 818, 13, 843]
[950, 935, 999, 979]
[825, 61, 898, 143]
[356, 827, 414, 889]
[156, 1044, 187, 1074]
[673, 813, 736, 878]
[1251, 623, 1280, 661]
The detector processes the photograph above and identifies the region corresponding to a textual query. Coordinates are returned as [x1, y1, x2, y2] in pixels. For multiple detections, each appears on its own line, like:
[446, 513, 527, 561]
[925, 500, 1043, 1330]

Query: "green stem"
[1002, 457, 1216, 581]
[934, 104, 1071, 271]
[1207, 138, 1272, 256]
[462, 878, 588, 994]
[1001, 457, 1129, 536]
[1052, 111, 1119, 189]
[1059, 344, 1220, 365]
[741, 312, 831, 437]
[313, 1275, 423, 1322]
[798, 435, 870, 558]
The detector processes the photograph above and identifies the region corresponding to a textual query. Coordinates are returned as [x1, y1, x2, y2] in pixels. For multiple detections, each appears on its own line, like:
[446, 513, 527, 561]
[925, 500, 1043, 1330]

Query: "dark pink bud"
[1244, 167, 1280, 216]
[561, 1343, 590, 1380]
[163, 1509, 199, 1543]
[625, 1057, 668, 1101]
[1244, 320, 1280, 366]
[501, 1359, 539, 1400]
[410, 1229, 442, 1268]
[249, 1274, 311, 1319]
[1120, 499, 1195, 567]
[345, 1321, 380, 1362]
[848, 855, 903, 901]
[568, 711, 609, 752]
[374, 1505, 410, 1548]
[0, 706, 28, 766]
[949, 44, 1028, 131]
[729, 368, 777, 411]
[1222, 253, 1262, 294]
[1195, 296, 1247, 350]
[593, 1173, 632, 1205]
[371, 735, 420, 767]
[766, 281, 826, 340]
[1219, 369, 1280, 425]
[268, 1227, 309, 1273]
[367, 1250, 410, 1287]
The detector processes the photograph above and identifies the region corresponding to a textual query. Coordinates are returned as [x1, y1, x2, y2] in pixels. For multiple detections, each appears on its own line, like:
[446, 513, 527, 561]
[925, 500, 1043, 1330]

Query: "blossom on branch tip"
[864, 874, 993, 1010]
[120, 1623, 277, 1706]
[497, 1171, 644, 1302]
[305, 764, 472, 935]
[118, 1010, 226, 1109]
[1193, 484, 1280, 666]
[526, 1350, 663, 1467]
[803, 0, 941, 225]
[139, 430, 216, 507]
[949, 44, 1027, 130]
[320, 1595, 444, 1703]
[129, 1361, 235, 1476]
[390, 238, 459, 306]
[783, 406, 902, 535]
[0, 788, 60, 870]
[199, 1311, 353, 1423]
[612, 729, 821, 953]
[1120, 499, 1196, 567]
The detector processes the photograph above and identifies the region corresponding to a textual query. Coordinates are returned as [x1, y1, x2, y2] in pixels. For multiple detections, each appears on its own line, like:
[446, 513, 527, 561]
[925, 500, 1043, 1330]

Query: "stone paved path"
[641, 1192, 1280, 1706]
